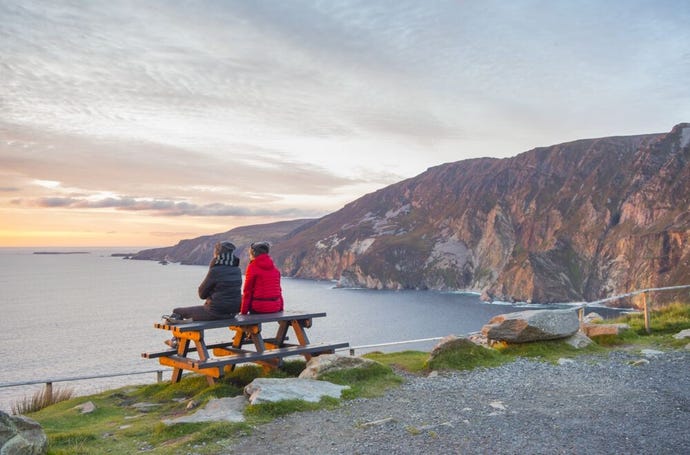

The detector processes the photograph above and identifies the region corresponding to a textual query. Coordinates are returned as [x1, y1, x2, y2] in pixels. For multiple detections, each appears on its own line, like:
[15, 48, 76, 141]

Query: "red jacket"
[241, 253, 284, 314]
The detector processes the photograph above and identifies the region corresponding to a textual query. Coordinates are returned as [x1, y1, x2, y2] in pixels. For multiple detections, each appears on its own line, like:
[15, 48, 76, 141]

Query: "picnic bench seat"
[142, 311, 349, 384]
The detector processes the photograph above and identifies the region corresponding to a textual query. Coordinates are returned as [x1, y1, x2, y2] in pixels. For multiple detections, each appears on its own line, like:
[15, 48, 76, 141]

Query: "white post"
[643, 293, 651, 334]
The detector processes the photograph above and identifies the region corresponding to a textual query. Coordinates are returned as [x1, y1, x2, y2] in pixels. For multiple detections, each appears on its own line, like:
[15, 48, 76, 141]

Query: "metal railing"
[3, 285, 687, 405]
[340, 336, 446, 356]
[0, 369, 166, 404]
[574, 284, 690, 333]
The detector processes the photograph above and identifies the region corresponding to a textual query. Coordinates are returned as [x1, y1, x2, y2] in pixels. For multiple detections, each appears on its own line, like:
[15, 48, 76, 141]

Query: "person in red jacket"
[240, 241, 284, 314]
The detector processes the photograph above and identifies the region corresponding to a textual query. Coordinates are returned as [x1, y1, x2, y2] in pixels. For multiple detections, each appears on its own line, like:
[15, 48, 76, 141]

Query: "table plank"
[154, 311, 327, 331]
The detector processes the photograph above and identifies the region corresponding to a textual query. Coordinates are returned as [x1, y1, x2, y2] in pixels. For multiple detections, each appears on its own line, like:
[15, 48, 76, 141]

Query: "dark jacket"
[241, 254, 284, 314]
[198, 263, 242, 317]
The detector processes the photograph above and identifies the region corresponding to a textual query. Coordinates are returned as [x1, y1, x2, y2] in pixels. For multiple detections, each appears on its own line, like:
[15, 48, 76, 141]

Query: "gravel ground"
[223, 349, 689, 455]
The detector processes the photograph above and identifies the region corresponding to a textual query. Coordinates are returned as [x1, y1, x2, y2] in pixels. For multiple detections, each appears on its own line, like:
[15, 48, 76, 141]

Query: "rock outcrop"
[0, 411, 47, 455]
[272, 123, 690, 306]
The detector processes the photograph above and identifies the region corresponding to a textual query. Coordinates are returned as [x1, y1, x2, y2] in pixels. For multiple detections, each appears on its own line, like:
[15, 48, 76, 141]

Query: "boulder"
[581, 323, 629, 338]
[481, 309, 579, 343]
[298, 354, 377, 380]
[430, 335, 480, 358]
[0, 411, 47, 455]
[244, 378, 349, 405]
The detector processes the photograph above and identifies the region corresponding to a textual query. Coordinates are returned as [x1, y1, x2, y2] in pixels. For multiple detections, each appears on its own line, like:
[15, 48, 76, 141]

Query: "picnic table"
[142, 311, 349, 385]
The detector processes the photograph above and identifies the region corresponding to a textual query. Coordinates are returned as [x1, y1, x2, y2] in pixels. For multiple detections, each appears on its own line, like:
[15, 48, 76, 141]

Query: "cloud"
[29, 195, 320, 218]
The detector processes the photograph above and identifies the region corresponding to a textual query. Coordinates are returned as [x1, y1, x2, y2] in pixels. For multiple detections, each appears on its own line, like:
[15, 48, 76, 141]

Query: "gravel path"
[223, 349, 689, 455]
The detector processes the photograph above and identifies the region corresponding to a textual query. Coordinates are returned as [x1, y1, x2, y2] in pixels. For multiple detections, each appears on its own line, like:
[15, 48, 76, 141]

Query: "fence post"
[643, 293, 651, 334]
[45, 382, 53, 402]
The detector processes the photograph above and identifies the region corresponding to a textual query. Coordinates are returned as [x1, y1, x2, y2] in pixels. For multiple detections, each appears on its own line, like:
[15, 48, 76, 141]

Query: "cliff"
[133, 124, 690, 306]
[271, 123, 690, 305]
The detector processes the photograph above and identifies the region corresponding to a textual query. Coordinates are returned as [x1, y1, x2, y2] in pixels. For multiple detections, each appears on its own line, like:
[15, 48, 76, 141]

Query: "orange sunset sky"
[1, 1, 689, 247]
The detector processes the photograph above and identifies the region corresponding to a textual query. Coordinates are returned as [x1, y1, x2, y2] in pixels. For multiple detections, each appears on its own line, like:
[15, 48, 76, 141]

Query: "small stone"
[558, 358, 576, 365]
[360, 417, 395, 427]
[74, 401, 96, 414]
[630, 359, 650, 366]
[489, 401, 506, 410]
[186, 400, 198, 410]
[427, 371, 439, 378]
[640, 349, 664, 357]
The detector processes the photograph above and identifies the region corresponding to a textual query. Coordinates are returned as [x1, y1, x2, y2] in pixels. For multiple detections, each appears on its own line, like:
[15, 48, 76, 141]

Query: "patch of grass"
[320, 362, 403, 399]
[496, 338, 603, 362]
[590, 302, 690, 349]
[244, 397, 340, 423]
[426, 339, 507, 371]
[11, 385, 74, 415]
[613, 302, 690, 335]
[364, 350, 428, 372]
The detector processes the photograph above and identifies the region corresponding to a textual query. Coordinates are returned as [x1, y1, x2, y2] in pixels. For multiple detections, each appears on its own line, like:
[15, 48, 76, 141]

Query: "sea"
[0, 247, 621, 412]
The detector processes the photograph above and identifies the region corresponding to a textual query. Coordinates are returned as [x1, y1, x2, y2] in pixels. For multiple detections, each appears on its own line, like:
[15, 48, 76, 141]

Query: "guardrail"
[0, 369, 166, 404]
[575, 284, 690, 334]
[340, 336, 447, 356]
[3, 286, 687, 407]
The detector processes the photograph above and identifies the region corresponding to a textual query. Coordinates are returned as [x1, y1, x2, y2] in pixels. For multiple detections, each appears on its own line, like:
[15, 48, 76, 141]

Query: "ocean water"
[0, 247, 608, 412]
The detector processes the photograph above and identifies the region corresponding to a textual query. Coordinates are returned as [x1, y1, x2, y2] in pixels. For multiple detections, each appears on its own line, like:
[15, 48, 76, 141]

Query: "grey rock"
[583, 312, 604, 323]
[74, 401, 96, 414]
[482, 309, 579, 343]
[0, 411, 47, 455]
[673, 328, 690, 339]
[163, 397, 247, 425]
[564, 331, 593, 349]
[245, 378, 349, 405]
[130, 402, 160, 412]
[298, 354, 377, 379]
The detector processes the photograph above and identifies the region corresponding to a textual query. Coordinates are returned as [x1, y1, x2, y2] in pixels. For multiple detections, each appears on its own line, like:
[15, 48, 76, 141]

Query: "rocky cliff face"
[271, 124, 690, 305]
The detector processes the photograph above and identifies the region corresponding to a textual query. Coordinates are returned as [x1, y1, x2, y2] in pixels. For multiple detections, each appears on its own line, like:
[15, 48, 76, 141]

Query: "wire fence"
[2, 284, 687, 405]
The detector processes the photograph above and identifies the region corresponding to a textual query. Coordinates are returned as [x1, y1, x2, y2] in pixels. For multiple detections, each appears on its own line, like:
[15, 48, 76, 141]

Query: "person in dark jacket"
[240, 241, 284, 314]
[163, 241, 241, 347]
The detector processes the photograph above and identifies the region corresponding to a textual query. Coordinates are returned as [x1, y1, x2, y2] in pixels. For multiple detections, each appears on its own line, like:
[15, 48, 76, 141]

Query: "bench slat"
[191, 342, 350, 369]
[142, 337, 290, 359]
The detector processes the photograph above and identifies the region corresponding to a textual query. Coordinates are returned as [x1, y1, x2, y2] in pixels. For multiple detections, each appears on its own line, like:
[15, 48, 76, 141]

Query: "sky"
[1, 0, 689, 248]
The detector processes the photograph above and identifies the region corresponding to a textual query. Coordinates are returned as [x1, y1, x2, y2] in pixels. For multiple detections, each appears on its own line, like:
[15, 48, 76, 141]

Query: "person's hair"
[250, 241, 270, 256]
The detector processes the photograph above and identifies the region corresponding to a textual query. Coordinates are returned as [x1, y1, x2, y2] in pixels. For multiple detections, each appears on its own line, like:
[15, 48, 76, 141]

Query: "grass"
[28, 358, 402, 454]
[11, 385, 74, 415]
[590, 302, 690, 349]
[25, 302, 689, 454]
